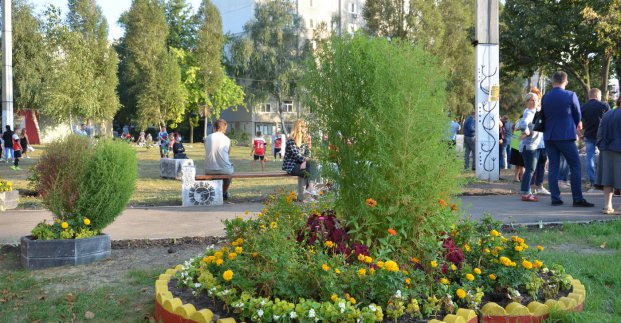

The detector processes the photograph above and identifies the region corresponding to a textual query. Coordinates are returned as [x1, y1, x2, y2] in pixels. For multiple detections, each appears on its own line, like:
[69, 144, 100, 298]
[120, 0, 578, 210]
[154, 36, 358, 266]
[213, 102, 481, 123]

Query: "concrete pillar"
[475, 0, 500, 181]
[2, 0, 13, 129]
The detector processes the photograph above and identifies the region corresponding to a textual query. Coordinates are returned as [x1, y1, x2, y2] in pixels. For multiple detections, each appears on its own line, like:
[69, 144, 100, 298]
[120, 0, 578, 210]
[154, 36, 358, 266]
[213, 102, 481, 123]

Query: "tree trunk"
[189, 119, 194, 144]
[600, 53, 612, 100]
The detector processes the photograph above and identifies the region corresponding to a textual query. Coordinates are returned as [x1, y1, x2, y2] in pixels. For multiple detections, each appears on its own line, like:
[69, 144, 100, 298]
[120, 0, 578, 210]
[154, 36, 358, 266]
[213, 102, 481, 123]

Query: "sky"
[31, 0, 203, 41]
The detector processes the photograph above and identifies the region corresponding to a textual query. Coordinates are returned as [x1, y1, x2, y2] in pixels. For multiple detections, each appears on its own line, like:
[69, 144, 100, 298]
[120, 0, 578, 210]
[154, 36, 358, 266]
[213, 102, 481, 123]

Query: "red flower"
[387, 228, 397, 236]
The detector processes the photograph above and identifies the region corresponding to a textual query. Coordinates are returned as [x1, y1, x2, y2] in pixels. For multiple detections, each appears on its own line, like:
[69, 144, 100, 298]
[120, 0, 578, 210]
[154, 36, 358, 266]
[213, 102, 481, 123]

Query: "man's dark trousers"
[545, 140, 584, 203]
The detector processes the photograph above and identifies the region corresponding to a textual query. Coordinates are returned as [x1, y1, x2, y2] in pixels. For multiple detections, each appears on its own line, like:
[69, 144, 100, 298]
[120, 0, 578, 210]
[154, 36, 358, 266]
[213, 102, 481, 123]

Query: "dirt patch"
[0, 237, 226, 294]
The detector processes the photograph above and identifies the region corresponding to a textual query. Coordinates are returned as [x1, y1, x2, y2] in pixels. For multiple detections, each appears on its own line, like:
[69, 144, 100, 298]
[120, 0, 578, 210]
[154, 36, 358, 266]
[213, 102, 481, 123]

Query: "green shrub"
[30, 135, 137, 238]
[303, 34, 462, 259]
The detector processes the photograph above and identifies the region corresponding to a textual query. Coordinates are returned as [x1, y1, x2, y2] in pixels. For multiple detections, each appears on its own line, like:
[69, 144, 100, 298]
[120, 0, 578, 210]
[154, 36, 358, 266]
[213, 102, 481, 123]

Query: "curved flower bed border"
[153, 265, 585, 323]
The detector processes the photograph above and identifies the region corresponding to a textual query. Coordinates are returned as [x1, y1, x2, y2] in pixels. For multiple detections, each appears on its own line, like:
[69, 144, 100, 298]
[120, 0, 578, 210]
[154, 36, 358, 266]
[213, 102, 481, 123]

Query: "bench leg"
[297, 177, 305, 202]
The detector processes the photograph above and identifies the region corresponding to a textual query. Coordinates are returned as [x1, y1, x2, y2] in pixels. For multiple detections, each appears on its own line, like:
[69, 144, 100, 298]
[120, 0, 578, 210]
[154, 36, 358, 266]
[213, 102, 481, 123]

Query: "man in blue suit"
[541, 71, 593, 207]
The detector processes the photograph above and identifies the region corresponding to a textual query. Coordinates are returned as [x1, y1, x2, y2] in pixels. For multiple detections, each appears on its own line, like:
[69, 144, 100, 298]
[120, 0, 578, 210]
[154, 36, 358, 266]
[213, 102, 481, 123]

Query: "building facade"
[215, 0, 365, 138]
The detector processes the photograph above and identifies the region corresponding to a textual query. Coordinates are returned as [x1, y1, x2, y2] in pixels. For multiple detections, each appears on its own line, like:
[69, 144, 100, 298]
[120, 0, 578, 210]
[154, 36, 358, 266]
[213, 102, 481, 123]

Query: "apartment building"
[215, 0, 365, 137]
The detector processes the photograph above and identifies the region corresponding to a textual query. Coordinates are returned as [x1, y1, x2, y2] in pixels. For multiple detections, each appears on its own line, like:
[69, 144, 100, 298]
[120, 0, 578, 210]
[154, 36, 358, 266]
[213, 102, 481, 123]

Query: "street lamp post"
[475, 0, 500, 181]
[2, 0, 13, 129]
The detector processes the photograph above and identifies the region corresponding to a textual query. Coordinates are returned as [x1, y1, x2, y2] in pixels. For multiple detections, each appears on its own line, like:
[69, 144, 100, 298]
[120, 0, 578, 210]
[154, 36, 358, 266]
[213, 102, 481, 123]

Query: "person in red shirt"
[251, 131, 267, 171]
[273, 131, 283, 161]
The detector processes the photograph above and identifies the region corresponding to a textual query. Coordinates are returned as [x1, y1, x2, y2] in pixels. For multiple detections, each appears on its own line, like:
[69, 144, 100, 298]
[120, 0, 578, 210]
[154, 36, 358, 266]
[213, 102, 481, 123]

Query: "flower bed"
[153, 193, 586, 323]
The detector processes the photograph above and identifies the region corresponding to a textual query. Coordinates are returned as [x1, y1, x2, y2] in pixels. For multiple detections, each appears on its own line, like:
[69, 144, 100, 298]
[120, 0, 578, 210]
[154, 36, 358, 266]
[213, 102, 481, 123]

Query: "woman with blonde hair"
[517, 92, 544, 202]
[282, 119, 318, 196]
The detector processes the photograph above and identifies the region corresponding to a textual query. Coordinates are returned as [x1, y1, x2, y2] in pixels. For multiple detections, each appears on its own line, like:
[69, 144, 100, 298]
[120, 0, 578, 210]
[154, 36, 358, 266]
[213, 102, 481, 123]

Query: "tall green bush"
[31, 135, 137, 232]
[303, 34, 462, 258]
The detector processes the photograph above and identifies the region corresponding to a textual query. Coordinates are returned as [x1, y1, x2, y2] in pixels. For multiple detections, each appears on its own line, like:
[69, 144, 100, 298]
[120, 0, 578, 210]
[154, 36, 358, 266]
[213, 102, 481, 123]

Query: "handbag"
[532, 109, 545, 132]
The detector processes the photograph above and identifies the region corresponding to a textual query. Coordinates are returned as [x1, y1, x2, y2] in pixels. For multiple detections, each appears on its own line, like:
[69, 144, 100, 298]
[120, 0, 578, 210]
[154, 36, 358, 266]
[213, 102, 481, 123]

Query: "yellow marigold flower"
[331, 294, 338, 302]
[325, 240, 334, 248]
[517, 237, 525, 244]
[474, 268, 482, 275]
[522, 260, 533, 269]
[512, 236, 519, 242]
[440, 278, 449, 285]
[499, 256, 512, 266]
[228, 253, 237, 260]
[451, 264, 457, 271]
[510, 262, 517, 267]
[214, 251, 223, 259]
[223, 270, 233, 281]
[515, 246, 524, 252]
[335, 268, 341, 274]
[456, 288, 466, 299]
[537, 245, 544, 252]
[490, 230, 501, 237]
[405, 278, 411, 285]
[350, 297, 356, 304]
[55, 219, 61, 224]
[384, 260, 399, 272]
[236, 238, 244, 245]
[322, 264, 330, 271]
[496, 246, 503, 251]
[534, 260, 543, 269]
[365, 198, 377, 208]
[61, 222, 69, 229]
[369, 268, 376, 274]
[464, 244, 471, 252]
[83, 218, 91, 225]
[221, 247, 229, 253]
[252, 252, 259, 258]
[489, 274, 497, 280]
[466, 273, 475, 281]
[491, 250, 498, 257]
[260, 224, 266, 230]
[430, 260, 438, 268]
[216, 259, 223, 266]
[485, 248, 490, 253]
[364, 256, 373, 264]
[357, 268, 367, 277]
[357, 254, 366, 262]
[235, 247, 243, 254]
[376, 261, 384, 268]
[270, 222, 278, 229]
[202, 257, 209, 263]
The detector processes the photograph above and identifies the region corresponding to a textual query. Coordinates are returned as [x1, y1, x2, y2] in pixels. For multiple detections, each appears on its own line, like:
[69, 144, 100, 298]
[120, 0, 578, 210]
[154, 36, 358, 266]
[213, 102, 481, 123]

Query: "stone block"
[181, 166, 223, 207]
[0, 190, 19, 211]
[160, 158, 194, 180]
[20, 234, 111, 270]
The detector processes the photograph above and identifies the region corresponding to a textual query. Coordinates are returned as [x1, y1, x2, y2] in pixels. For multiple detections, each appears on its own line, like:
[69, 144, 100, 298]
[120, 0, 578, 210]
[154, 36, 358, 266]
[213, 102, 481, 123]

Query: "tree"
[118, 0, 186, 129]
[194, 0, 224, 138]
[228, 0, 305, 135]
[363, 0, 410, 40]
[165, 0, 196, 50]
[12, 0, 49, 113]
[501, 0, 615, 100]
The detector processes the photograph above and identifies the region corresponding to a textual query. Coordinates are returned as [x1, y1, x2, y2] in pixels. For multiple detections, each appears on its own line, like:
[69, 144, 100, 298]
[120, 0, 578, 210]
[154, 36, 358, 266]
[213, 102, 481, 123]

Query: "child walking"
[251, 131, 267, 171]
[11, 128, 23, 170]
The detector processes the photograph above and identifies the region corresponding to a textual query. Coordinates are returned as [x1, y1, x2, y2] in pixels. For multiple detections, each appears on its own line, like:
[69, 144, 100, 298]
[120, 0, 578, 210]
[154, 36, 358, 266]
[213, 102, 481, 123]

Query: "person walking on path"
[581, 88, 610, 192]
[19, 129, 30, 159]
[251, 131, 267, 171]
[595, 97, 621, 214]
[517, 92, 544, 202]
[463, 111, 476, 171]
[502, 116, 513, 169]
[541, 71, 593, 207]
[2, 125, 14, 163]
[10, 127, 23, 170]
[205, 119, 234, 200]
[448, 118, 461, 148]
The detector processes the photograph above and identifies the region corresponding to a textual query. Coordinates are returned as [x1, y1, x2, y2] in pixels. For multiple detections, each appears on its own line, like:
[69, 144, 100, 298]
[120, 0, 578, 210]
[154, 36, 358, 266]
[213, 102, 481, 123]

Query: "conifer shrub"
[30, 135, 137, 238]
[303, 34, 462, 260]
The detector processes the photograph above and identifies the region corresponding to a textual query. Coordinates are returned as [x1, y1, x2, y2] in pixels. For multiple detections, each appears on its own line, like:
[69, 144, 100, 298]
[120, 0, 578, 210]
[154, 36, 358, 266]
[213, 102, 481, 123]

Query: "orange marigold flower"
[522, 260, 533, 269]
[405, 278, 411, 285]
[438, 199, 447, 208]
[322, 264, 330, 271]
[450, 204, 458, 212]
[489, 274, 497, 280]
[325, 240, 334, 248]
[534, 260, 543, 268]
[365, 198, 377, 208]
[387, 228, 397, 236]
[411, 257, 420, 263]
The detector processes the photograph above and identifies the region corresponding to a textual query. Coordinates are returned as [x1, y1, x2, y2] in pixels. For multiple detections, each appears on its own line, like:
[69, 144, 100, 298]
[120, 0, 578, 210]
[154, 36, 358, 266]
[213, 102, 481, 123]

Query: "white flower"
[257, 309, 264, 317]
[260, 300, 266, 306]
[290, 311, 297, 319]
[395, 290, 402, 298]
[369, 304, 376, 312]
[194, 283, 201, 289]
[309, 308, 316, 318]
[191, 291, 196, 296]
[338, 301, 346, 313]
[273, 315, 280, 320]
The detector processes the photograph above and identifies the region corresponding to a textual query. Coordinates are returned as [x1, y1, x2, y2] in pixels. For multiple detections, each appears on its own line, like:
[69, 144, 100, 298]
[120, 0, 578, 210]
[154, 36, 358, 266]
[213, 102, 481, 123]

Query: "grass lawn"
[0, 142, 297, 209]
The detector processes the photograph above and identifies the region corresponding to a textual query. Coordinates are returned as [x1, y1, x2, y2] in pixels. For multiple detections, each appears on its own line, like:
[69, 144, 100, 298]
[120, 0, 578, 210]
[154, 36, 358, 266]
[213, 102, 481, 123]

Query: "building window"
[282, 100, 294, 113]
[255, 123, 275, 136]
[349, 2, 356, 13]
[258, 103, 271, 113]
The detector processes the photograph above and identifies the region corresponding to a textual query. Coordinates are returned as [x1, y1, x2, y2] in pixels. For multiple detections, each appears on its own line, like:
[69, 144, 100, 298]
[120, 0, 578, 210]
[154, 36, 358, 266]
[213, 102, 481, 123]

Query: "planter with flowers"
[0, 179, 18, 211]
[153, 35, 585, 322]
[22, 135, 137, 269]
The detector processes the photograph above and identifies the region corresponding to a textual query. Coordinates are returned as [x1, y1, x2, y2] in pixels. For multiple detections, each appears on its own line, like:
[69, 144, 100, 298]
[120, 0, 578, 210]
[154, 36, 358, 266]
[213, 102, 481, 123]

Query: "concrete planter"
[0, 190, 19, 211]
[20, 234, 111, 270]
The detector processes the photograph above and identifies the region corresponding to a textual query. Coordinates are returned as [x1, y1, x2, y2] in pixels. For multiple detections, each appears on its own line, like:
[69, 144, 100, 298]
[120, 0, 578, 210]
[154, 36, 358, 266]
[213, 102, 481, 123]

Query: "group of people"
[249, 131, 288, 171]
[158, 126, 186, 159]
[1, 125, 30, 171]
[204, 119, 318, 200]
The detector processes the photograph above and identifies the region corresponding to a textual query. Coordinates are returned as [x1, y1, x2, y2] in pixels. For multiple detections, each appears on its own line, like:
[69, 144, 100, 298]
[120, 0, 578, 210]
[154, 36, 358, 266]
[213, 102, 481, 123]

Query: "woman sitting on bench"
[282, 119, 318, 196]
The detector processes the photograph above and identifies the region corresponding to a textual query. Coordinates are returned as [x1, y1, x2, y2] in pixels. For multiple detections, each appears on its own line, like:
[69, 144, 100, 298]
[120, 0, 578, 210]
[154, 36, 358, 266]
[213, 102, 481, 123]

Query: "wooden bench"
[181, 166, 305, 207]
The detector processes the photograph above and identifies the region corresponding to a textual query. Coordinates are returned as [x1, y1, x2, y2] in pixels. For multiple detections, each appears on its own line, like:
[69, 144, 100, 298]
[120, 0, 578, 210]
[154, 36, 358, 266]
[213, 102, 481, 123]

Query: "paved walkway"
[0, 192, 618, 244]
